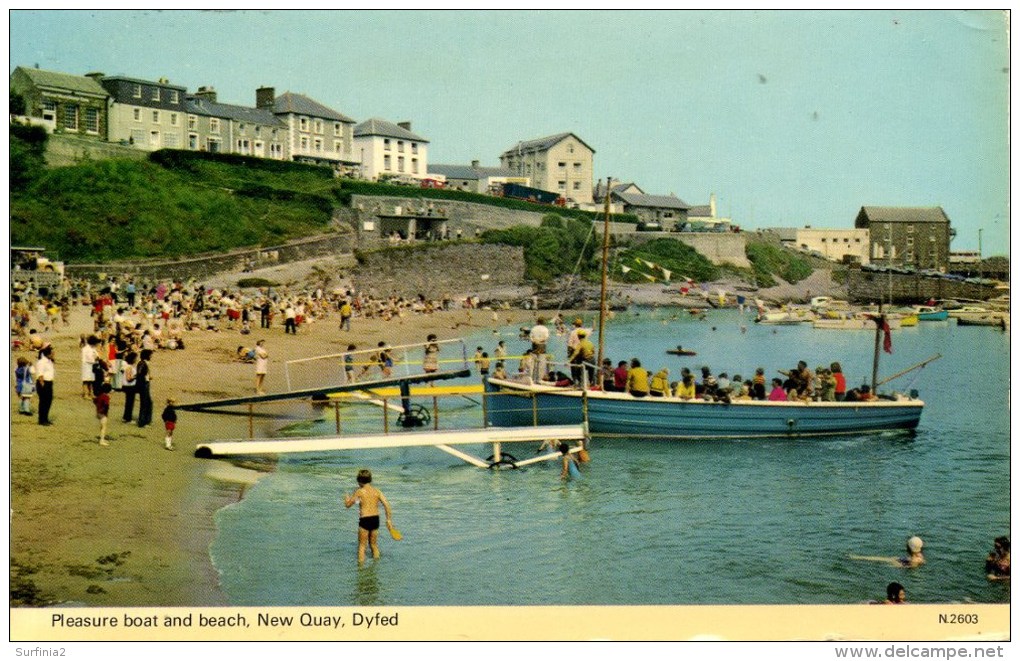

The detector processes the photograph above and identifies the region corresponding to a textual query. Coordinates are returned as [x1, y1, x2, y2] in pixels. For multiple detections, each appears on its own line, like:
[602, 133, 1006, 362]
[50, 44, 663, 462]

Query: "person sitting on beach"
[884, 582, 906, 604]
[625, 358, 650, 398]
[986, 536, 1010, 580]
[673, 373, 696, 400]
[649, 368, 670, 397]
[343, 469, 394, 565]
[768, 378, 788, 401]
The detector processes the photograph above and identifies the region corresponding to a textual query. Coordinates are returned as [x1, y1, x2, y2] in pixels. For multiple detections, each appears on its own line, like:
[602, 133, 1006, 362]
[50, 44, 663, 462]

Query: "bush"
[150, 149, 334, 179]
[481, 214, 599, 283]
[236, 277, 280, 288]
[9, 125, 48, 191]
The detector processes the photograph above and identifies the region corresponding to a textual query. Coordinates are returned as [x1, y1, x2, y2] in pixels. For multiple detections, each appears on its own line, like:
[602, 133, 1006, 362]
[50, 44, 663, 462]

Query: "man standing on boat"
[529, 317, 550, 381]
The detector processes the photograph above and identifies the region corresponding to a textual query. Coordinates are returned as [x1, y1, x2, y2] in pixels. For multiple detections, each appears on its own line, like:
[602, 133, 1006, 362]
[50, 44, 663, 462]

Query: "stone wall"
[45, 134, 149, 167]
[65, 232, 355, 283]
[840, 269, 996, 304]
[349, 243, 526, 299]
[613, 228, 751, 268]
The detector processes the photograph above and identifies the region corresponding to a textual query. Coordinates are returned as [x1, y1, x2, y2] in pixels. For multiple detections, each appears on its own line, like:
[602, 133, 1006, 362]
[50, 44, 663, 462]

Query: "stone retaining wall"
[45, 134, 149, 167]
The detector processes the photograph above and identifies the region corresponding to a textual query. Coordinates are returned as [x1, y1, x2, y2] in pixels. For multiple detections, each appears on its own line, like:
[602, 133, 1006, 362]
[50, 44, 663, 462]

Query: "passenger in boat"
[649, 368, 670, 397]
[818, 367, 837, 401]
[518, 349, 534, 379]
[986, 536, 1010, 580]
[857, 384, 876, 401]
[717, 372, 730, 393]
[751, 368, 767, 400]
[884, 582, 907, 604]
[697, 366, 717, 398]
[830, 362, 847, 400]
[613, 361, 629, 391]
[732, 382, 752, 401]
[492, 361, 508, 380]
[625, 358, 650, 397]
[768, 378, 788, 401]
[343, 469, 394, 565]
[567, 329, 595, 386]
[673, 373, 696, 400]
[599, 359, 615, 391]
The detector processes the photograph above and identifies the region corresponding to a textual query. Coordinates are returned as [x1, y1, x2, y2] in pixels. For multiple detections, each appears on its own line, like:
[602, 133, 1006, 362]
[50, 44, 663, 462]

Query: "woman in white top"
[254, 340, 269, 394]
[80, 335, 100, 399]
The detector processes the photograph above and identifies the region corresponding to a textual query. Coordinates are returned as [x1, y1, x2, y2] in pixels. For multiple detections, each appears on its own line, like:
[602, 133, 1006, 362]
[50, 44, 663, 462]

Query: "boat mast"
[596, 177, 612, 369]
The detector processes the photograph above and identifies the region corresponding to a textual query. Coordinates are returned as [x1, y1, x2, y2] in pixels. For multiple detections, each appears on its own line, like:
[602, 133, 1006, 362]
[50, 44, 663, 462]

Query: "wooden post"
[383, 397, 389, 433]
[334, 402, 341, 435]
[433, 396, 439, 431]
[248, 403, 254, 439]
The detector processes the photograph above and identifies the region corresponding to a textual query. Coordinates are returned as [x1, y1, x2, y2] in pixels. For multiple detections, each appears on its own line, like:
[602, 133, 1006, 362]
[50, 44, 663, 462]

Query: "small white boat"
[813, 312, 904, 330]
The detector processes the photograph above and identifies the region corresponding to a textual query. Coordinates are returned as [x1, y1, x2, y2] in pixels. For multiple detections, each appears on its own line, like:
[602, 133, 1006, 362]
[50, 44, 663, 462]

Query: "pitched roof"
[100, 74, 187, 91]
[612, 190, 690, 210]
[13, 66, 107, 97]
[428, 163, 514, 180]
[271, 92, 354, 123]
[501, 132, 595, 156]
[858, 206, 950, 223]
[354, 118, 428, 142]
[185, 97, 285, 126]
[688, 204, 713, 217]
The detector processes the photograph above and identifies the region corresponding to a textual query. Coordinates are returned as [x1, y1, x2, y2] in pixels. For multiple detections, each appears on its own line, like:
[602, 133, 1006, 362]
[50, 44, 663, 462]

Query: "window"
[239, 123, 246, 134]
[383, 155, 391, 171]
[907, 224, 914, 233]
[207, 138, 221, 153]
[314, 138, 323, 152]
[152, 110, 160, 123]
[411, 158, 419, 174]
[567, 143, 574, 153]
[411, 143, 418, 154]
[397, 156, 405, 172]
[573, 162, 581, 171]
[383, 138, 391, 151]
[41, 101, 56, 121]
[906, 237, 914, 247]
[334, 141, 343, 152]
[170, 90, 179, 104]
[170, 113, 178, 126]
[558, 162, 566, 169]
[130, 128, 146, 144]
[163, 133, 179, 148]
[314, 120, 323, 134]
[255, 126, 261, 137]
[398, 141, 405, 153]
[300, 136, 309, 150]
[132, 84, 142, 98]
[149, 130, 160, 148]
[151, 88, 160, 102]
[63, 105, 78, 130]
[133, 108, 141, 121]
[573, 181, 581, 191]
[558, 180, 566, 191]
[334, 123, 341, 136]
[85, 107, 100, 133]
[188, 134, 198, 150]
[188, 115, 197, 130]
[210, 118, 220, 134]
[299, 117, 308, 131]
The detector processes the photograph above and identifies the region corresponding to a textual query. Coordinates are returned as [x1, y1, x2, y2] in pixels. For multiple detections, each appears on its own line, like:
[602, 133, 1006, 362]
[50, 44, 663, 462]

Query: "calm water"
[209, 308, 1010, 605]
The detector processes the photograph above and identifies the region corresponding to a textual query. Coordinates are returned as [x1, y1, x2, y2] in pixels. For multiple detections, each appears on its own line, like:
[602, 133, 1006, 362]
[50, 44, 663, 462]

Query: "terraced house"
[10, 66, 108, 137]
[186, 86, 287, 158]
[353, 118, 430, 182]
[500, 132, 595, 205]
[259, 87, 359, 174]
[100, 75, 188, 150]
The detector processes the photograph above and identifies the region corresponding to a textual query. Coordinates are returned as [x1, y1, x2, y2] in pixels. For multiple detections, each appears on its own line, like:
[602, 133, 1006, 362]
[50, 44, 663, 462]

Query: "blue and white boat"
[483, 377, 924, 440]
[912, 305, 949, 321]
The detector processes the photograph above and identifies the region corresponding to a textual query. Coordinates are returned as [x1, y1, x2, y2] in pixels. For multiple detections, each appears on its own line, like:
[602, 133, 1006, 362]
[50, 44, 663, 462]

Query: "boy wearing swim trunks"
[343, 469, 393, 564]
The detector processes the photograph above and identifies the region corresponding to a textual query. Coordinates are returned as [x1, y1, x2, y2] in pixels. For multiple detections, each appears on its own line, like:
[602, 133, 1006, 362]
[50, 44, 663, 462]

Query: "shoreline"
[10, 301, 537, 607]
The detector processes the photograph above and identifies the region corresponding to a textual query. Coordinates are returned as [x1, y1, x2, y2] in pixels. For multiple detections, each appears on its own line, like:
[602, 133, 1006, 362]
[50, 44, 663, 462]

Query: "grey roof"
[501, 132, 595, 156]
[354, 118, 428, 142]
[594, 180, 641, 201]
[688, 204, 712, 217]
[186, 97, 285, 126]
[272, 92, 354, 123]
[100, 74, 187, 91]
[857, 206, 950, 224]
[428, 163, 514, 180]
[13, 66, 107, 97]
[612, 190, 690, 210]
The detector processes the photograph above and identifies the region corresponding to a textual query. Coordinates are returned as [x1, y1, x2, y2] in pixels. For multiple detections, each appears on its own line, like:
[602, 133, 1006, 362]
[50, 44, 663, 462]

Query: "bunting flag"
[680, 287, 690, 294]
[621, 265, 632, 274]
[639, 258, 656, 269]
[736, 295, 746, 305]
[659, 267, 672, 281]
[643, 273, 656, 282]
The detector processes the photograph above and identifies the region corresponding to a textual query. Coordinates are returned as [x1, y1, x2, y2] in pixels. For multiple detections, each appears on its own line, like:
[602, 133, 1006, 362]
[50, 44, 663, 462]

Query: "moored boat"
[812, 312, 904, 330]
[912, 305, 949, 321]
[484, 377, 924, 440]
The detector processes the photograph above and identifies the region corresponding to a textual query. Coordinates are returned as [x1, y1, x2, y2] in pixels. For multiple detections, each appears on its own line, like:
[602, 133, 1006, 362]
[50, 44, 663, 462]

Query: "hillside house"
[500, 132, 595, 205]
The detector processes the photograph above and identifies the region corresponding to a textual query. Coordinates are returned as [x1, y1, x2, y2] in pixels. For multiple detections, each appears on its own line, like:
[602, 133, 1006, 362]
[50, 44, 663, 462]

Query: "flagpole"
[596, 177, 612, 370]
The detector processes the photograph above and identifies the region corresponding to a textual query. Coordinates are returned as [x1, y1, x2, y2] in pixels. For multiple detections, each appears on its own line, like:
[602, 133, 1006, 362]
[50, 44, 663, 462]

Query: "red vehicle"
[420, 178, 446, 189]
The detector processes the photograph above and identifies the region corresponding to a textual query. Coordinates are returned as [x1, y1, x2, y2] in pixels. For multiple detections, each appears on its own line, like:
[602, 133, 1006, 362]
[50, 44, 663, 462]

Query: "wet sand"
[10, 303, 534, 606]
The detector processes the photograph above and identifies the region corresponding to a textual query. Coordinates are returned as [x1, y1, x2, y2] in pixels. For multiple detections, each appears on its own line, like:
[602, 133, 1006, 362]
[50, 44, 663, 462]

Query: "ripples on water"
[209, 310, 1010, 606]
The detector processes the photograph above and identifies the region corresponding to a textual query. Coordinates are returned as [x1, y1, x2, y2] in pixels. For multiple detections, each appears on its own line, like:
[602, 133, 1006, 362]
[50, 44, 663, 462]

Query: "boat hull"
[484, 379, 924, 440]
[812, 317, 903, 330]
[917, 310, 949, 321]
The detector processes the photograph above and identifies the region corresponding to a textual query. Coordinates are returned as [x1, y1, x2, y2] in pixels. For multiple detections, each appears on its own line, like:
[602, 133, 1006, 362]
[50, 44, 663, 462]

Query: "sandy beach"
[10, 298, 538, 607]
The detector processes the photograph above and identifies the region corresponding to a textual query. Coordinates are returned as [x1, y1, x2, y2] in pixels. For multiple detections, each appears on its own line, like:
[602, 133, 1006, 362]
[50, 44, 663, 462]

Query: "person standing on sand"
[121, 351, 138, 423]
[339, 299, 353, 332]
[161, 398, 177, 451]
[35, 345, 55, 426]
[15, 356, 35, 415]
[254, 340, 269, 394]
[343, 469, 394, 564]
[94, 383, 111, 446]
[136, 349, 154, 427]
[423, 334, 440, 374]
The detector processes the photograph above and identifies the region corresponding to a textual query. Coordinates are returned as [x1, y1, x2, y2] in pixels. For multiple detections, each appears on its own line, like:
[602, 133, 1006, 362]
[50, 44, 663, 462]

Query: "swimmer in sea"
[343, 469, 393, 564]
[884, 582, 906, 604]
[851, 535, 926, 568]
[985, 536, 1010, 580]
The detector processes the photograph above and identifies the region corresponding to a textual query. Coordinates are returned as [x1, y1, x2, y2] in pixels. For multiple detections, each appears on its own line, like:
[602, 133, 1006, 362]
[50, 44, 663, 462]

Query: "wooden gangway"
[176, 368, 471, 412]
[194, 424, 588, 469]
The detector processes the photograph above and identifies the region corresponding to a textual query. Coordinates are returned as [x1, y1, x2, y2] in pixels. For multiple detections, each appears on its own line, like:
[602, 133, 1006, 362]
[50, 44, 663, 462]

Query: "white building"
[353, 118, 429, 181]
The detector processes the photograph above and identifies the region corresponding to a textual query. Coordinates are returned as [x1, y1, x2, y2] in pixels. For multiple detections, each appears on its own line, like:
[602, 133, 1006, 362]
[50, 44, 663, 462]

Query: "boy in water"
[343, 469, 393, 564]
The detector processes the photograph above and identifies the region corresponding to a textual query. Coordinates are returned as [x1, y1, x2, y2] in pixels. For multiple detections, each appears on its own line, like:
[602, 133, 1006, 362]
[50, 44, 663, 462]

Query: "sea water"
[208, 308, 1010, 606]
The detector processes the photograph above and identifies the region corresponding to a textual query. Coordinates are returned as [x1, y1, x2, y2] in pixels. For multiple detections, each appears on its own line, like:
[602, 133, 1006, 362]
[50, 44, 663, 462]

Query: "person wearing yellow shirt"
[673, 373, 696, 400]
[625, 358, 650, 397]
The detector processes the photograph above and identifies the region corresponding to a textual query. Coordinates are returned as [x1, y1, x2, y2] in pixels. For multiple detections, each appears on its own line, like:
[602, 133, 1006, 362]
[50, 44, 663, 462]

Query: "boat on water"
[483, 176, 926, 441]
[756, 309, 813, 325]
[912, 305, 949, 321]
[955, 311, 1009, 329]
[812, 312, 905, 330]
[666, 346, 697, 356]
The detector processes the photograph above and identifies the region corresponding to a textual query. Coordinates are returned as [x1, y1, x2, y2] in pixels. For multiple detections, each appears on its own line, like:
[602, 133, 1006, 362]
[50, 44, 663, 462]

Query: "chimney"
[397, 121, 411, 131]
[85, 72, 105, 81]
[193, 86, 217, 103]
[256, 86, 275, 109]
[471, 160, 480, 169]
[710, 193, 717, 218]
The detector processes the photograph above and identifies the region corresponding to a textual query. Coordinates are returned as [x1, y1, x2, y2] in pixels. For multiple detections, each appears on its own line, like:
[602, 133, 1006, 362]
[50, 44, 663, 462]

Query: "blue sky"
[10, 9, 1010, 254]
